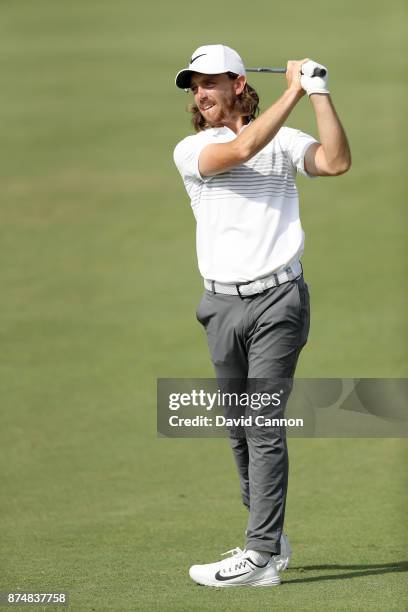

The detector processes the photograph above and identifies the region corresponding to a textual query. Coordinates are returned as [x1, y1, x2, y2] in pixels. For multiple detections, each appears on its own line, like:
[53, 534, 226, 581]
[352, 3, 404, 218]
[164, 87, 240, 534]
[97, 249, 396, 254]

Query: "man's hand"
[286, 59, 309, 97]
[300, 60, 329, 96]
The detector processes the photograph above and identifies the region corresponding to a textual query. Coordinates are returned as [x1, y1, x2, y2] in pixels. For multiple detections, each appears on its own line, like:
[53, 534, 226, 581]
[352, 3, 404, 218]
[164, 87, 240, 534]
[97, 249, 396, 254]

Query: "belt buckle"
[253, 279, 267, 294]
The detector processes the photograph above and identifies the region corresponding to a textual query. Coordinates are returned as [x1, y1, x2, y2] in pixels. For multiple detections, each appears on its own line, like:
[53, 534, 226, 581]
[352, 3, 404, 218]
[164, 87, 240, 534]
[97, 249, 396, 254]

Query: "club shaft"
[246, 66, 327, 77]
[246, 67, 286, 73]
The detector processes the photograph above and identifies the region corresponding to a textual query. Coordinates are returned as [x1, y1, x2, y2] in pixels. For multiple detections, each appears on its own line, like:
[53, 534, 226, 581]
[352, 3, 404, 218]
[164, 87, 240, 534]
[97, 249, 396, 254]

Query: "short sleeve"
[278, 127, 319, 178]
[173, 134, 213, 183]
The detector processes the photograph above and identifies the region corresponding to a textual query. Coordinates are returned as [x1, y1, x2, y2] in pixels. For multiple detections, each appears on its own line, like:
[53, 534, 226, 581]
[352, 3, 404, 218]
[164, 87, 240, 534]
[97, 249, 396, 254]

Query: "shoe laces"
[216, 548, 246, 573]
[220, 547, 244, 558]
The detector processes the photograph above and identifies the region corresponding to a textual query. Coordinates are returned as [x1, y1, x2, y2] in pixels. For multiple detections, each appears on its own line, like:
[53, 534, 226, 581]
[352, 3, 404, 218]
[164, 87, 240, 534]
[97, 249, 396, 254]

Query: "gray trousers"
[196, 275, 310, 554]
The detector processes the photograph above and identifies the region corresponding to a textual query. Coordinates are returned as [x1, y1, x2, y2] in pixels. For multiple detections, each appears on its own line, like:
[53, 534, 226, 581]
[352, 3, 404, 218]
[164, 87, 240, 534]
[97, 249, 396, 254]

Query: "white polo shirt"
[173, 124, 318, 283]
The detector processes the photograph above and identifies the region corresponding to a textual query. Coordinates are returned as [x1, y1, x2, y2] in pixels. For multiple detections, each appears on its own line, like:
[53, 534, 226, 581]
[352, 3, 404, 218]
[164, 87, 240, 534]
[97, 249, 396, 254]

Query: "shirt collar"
[211, 120, 252, 137]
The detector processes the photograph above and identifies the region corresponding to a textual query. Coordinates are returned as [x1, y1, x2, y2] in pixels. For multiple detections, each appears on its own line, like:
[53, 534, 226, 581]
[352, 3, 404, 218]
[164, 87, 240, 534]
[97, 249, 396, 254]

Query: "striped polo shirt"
[173, 124, 317, 283]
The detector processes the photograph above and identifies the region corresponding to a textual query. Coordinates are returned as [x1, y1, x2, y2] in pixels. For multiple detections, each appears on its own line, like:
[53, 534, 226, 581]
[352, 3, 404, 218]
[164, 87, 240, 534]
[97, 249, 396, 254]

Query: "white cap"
[175, 44, 246, 89]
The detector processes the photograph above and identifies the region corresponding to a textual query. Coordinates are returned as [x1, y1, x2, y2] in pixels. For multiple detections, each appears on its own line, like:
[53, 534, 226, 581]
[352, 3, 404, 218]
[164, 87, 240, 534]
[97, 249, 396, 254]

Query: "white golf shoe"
[189, 548, 280, 587]
[272, 533, 292, 571]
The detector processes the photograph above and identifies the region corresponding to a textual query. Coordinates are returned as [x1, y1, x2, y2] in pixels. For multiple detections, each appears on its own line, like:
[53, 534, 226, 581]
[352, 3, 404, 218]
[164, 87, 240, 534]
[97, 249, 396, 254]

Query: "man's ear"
[235, 75, 247, 95]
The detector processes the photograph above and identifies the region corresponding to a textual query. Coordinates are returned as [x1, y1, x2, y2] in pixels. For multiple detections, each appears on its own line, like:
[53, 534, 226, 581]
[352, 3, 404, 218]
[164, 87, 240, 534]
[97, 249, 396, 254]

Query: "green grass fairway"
[0, 1, 407, 610]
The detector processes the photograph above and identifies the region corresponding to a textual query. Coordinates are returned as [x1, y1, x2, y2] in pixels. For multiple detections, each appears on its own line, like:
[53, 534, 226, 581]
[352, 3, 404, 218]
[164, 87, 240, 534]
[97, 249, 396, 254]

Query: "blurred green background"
[0, 0, 406, 610]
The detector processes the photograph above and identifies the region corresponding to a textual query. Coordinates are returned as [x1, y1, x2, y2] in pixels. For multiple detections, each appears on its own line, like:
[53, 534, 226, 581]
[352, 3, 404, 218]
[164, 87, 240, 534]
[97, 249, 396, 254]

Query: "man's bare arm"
[199, 60, 307, 177]
[304, 95, 351, 176]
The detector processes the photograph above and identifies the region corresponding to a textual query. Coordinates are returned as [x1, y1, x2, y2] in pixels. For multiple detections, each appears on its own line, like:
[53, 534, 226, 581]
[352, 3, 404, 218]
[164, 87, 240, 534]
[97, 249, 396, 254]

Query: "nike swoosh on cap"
[214, 570, 251, 581]
[190, 53, 207, 64]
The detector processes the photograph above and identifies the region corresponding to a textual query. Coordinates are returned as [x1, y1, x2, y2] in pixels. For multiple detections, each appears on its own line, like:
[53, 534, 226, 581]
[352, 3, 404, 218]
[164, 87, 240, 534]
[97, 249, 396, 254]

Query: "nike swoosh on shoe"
[214, 570, 251, 581]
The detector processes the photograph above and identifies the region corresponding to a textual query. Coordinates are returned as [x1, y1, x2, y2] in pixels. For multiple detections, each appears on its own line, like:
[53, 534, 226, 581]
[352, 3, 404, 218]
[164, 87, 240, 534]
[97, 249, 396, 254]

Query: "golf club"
[247, 66, 327, 77]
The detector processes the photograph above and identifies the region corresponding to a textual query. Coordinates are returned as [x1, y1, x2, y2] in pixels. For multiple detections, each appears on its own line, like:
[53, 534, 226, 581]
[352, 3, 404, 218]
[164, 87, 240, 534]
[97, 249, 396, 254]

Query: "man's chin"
[200, 108, 224, 127]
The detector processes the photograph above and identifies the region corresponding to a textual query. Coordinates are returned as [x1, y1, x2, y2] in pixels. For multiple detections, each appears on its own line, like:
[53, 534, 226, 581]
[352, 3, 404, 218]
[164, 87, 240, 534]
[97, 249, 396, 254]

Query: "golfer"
[173, 44, 351, 587]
